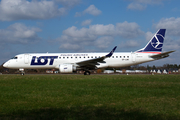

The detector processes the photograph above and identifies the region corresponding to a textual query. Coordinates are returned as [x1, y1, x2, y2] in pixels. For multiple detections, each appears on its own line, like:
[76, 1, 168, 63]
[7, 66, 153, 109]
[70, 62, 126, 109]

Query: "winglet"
[105, 46, 117, 57]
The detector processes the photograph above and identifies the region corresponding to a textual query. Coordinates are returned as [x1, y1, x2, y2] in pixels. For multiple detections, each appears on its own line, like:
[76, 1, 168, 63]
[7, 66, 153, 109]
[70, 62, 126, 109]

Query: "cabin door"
[132, 53, 136, 62]
[24, 54, 29, 64]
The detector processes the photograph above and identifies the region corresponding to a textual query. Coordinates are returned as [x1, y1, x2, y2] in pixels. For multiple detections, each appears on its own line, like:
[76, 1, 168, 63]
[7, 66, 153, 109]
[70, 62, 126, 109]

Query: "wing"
[76, 46, 117, 69]
[150, 50, 175, 59]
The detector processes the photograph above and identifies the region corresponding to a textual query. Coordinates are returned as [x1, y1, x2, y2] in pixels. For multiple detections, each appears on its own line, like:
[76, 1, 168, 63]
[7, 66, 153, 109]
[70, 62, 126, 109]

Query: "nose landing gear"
[19, 68, 25, 75]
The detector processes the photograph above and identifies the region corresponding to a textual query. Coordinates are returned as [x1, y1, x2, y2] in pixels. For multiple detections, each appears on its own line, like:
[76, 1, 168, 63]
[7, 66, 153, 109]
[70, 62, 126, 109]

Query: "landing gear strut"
[19, 68, 25, 75]
[84, 71, 91, 75]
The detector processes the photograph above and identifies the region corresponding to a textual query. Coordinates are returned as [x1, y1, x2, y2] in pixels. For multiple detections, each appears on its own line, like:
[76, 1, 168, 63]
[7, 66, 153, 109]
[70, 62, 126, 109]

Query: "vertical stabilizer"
[136, 29, 166, 53]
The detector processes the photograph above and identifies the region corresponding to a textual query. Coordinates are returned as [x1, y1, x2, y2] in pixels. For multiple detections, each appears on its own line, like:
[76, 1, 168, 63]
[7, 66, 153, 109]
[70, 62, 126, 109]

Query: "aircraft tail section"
[136, 29, 166, 53]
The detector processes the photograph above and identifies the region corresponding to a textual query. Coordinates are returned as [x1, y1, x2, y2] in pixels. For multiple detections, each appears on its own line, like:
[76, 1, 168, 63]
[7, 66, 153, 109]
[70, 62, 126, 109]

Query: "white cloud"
[127, 3, 146, 10]
[127, 0, 163, 10]
[57, 21, 143, 50]
[75, 12, 82, 17]
[155, 17, 180, 36]
[116, 21, 144, 38]
[75, 4, 101, 17]
[54, 0, 81, 8]
[83, 5, 102, 16]
[81, 19, 92, 26]
[164, 38, 180, 50]
[145, 31, 154, 41]
[0, 0, 81, 21]
[95, 36, 114, 49]
[127, 40, 139, 47]
[89, 24, 115, 36]
[62, 26, 95, 40]
[0, 23, 41, 44]
[119, 40, 139, 48]
[59, 43, 81, 50]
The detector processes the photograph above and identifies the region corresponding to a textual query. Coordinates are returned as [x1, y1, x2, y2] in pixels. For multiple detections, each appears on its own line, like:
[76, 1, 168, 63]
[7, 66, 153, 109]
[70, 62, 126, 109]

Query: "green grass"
[0, 74, 180, 120]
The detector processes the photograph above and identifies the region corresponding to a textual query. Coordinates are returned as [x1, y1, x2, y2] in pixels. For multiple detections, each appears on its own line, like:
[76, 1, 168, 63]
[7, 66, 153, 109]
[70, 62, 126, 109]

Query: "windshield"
[11, 56, 18, 59]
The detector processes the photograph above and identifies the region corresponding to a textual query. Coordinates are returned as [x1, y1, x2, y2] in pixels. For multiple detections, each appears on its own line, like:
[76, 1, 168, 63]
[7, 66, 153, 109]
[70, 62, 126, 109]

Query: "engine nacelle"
[59, 64, 76, 73]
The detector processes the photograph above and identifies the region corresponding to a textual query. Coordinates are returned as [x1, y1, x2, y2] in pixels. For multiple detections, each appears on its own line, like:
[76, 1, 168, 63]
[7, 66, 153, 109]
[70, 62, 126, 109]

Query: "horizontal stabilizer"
[150, 51, 175, 59]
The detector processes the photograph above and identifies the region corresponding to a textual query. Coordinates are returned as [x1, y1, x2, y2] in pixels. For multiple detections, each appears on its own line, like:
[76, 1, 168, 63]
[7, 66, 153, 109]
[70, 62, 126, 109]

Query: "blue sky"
[0, 0, 180, 66]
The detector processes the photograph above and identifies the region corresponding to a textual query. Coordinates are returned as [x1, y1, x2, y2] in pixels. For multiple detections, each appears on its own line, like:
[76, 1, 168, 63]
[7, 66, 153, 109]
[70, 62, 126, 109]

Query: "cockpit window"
[11, 56, 18, 59]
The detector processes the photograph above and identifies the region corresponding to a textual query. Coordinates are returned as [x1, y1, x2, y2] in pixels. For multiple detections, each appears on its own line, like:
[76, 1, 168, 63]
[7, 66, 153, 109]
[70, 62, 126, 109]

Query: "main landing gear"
[84, 71, 91, 75]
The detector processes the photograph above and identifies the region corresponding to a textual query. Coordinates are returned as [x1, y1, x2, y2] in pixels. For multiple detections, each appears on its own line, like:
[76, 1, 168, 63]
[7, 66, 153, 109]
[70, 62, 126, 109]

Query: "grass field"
[0, 74, 180, 120]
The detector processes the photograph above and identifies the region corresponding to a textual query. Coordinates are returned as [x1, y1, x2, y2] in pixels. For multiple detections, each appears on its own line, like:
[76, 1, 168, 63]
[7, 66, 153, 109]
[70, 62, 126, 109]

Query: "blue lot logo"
[31, 56, 58, 65]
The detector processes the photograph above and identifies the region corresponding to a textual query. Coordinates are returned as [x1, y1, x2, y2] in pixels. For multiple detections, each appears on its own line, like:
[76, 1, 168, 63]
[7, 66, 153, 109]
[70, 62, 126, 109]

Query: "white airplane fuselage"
[3, 52, 155, 69]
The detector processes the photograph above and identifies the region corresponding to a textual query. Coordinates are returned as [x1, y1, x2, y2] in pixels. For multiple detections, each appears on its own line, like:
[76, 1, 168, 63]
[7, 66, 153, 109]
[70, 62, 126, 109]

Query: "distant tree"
[0, 64, 4, 72]
[174, 64, 178, 69]
[138, 66, 147, 70]
[147, 65, 151, 70]
[132, 65, 139, 70]
[167, 64, 171, 69]
[163, 64, 168, 69]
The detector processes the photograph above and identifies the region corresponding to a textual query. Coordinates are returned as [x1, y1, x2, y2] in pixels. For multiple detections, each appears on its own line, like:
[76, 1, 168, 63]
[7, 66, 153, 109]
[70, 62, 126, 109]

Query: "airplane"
[3, 29, 175, 75]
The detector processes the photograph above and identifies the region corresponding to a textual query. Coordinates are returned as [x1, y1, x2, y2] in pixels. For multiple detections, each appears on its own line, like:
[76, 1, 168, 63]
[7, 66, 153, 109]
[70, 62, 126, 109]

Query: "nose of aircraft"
[3, 62, 8, 68]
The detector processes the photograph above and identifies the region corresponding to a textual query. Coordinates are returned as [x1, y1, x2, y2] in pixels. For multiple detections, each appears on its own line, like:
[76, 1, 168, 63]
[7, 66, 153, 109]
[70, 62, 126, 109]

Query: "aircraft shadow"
[0, 106, 178, 120]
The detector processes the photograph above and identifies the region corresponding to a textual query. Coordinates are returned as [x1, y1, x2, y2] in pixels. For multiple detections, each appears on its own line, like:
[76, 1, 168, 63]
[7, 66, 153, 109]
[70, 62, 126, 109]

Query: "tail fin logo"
[136, 29, 166, 53]
[151, 34, 164, 49]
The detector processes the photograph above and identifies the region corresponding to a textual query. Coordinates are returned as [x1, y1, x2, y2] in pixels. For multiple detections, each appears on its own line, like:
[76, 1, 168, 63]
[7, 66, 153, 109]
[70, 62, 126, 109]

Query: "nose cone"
[3, 62, 8, 68]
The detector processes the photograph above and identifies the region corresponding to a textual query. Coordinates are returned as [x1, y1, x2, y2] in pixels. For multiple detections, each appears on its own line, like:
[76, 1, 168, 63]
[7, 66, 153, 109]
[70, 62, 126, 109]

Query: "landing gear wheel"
[84, 71, 91, 75]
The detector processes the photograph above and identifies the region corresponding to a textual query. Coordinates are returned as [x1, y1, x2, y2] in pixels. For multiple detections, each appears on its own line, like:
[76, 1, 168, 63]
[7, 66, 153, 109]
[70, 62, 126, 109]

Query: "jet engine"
[59, 64, 76, 73]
